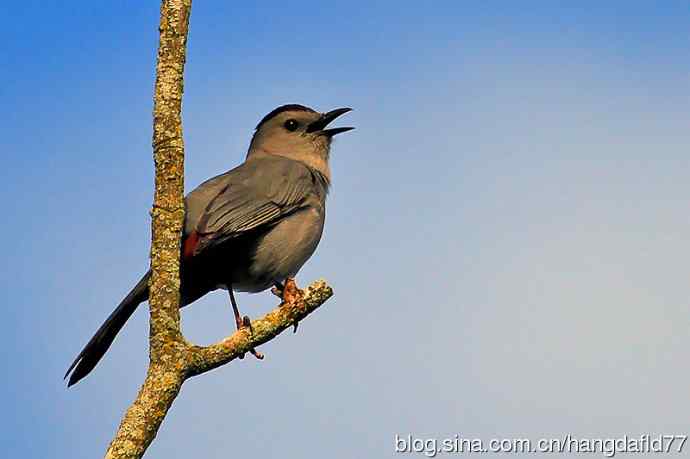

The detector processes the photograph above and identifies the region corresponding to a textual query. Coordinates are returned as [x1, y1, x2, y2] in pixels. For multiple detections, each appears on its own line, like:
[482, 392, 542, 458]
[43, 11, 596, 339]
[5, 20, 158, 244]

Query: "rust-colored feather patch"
[182, 230, 200, 259]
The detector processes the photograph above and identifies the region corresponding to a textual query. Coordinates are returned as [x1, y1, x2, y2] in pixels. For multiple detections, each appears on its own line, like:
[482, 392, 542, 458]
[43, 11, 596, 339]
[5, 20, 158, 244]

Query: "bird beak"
[306, 107, 354, 136]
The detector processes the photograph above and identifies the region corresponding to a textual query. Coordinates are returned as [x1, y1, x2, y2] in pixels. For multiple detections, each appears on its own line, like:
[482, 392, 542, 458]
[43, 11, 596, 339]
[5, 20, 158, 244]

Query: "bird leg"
[227, 287, 264, 360]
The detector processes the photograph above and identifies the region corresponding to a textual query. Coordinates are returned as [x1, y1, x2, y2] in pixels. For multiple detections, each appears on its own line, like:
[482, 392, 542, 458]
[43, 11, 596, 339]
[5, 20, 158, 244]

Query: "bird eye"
[284, 119, 299, 132]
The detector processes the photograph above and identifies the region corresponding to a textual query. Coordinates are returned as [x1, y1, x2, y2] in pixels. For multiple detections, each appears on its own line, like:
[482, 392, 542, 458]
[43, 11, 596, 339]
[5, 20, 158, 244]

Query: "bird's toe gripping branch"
[241, 316, 265, 360]
[185, 280, 333, 379]
[228, 288, 264, 360]
[279, 278, 304, 333]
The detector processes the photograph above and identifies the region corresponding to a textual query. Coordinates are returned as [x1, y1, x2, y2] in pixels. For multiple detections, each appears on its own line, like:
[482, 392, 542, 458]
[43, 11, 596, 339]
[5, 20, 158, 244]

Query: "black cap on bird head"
[255, 104, 317, 130]
[247, 104, 354, 180]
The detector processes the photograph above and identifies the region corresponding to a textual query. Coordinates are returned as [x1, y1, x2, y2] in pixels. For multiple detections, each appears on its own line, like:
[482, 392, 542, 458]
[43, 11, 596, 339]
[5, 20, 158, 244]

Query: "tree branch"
[102, 2, 333, 457]
[187, 280, 333, 377]
[104, 1, 191, 457]
[103, 364, 185, 459]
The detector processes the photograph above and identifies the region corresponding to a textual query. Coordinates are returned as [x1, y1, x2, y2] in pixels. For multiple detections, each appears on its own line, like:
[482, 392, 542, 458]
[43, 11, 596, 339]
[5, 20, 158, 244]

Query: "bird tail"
[64, 271, 150, 387]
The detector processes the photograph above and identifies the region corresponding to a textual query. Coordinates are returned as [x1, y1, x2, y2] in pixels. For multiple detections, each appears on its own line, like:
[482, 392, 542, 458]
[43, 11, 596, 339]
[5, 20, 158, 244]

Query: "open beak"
[306, 107, 354, 136]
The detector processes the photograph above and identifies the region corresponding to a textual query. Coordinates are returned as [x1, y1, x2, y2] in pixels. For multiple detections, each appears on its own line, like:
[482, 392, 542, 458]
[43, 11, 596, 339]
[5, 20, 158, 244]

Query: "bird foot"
[235, 315, 264, 360]
[228, 287, 264, 360]
[249, 348, 264, 360]
[281, 278, 303, 304]
[278, 278, 303, 333]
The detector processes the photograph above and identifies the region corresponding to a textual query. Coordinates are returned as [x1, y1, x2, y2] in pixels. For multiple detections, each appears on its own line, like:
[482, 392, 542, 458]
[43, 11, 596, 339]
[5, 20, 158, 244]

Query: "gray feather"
[186, 156, 327, 256]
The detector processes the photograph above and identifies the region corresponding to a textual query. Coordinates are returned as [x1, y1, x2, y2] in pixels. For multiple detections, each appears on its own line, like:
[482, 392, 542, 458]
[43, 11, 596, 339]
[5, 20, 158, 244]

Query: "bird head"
[247, 104, 354, 179]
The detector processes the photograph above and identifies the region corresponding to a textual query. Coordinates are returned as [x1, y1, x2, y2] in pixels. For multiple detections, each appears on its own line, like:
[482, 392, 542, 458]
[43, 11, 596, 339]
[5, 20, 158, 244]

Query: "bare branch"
[186, 280, 333, 377]
[148, 0, 191, 357]
[104, 364, 185, 459]
[104, 0, 191, 457]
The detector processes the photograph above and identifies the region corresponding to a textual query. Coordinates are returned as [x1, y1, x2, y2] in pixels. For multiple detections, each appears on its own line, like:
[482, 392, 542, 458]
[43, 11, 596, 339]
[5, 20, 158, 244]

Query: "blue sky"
[3, 1, 690, 457]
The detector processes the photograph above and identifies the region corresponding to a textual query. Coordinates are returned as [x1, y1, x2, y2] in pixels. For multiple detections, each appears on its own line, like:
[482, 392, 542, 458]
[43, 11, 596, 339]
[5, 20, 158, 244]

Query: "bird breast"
[242, 205, 325, 292]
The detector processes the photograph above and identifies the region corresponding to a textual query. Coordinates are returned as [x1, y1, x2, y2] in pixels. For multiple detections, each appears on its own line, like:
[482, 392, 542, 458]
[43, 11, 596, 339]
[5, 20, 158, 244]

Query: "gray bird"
[65, 104, 353, 386]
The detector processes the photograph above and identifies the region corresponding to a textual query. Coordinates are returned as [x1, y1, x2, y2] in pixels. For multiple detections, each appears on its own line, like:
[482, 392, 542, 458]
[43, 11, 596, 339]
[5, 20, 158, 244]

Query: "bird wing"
[183, 156, 319, 257]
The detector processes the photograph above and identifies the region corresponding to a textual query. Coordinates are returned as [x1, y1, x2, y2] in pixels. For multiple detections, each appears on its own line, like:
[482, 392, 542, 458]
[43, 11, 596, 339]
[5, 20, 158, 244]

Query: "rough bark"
[103, 1, 333, 457]
[104, 1, 191, 457]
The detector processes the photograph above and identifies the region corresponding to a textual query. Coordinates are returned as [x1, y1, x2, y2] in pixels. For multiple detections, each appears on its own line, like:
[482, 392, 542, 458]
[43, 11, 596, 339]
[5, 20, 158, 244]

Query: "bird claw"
[234, 315, 263, 360]
[272, 279, 302, 334]
[240, 316, 264, 360]
[278, 279, 303, 333]
[227, 287, 263, 360]
[281, 278, 303, 304]
[249, 348, 264, 359]
[242, 315, 253, 333]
